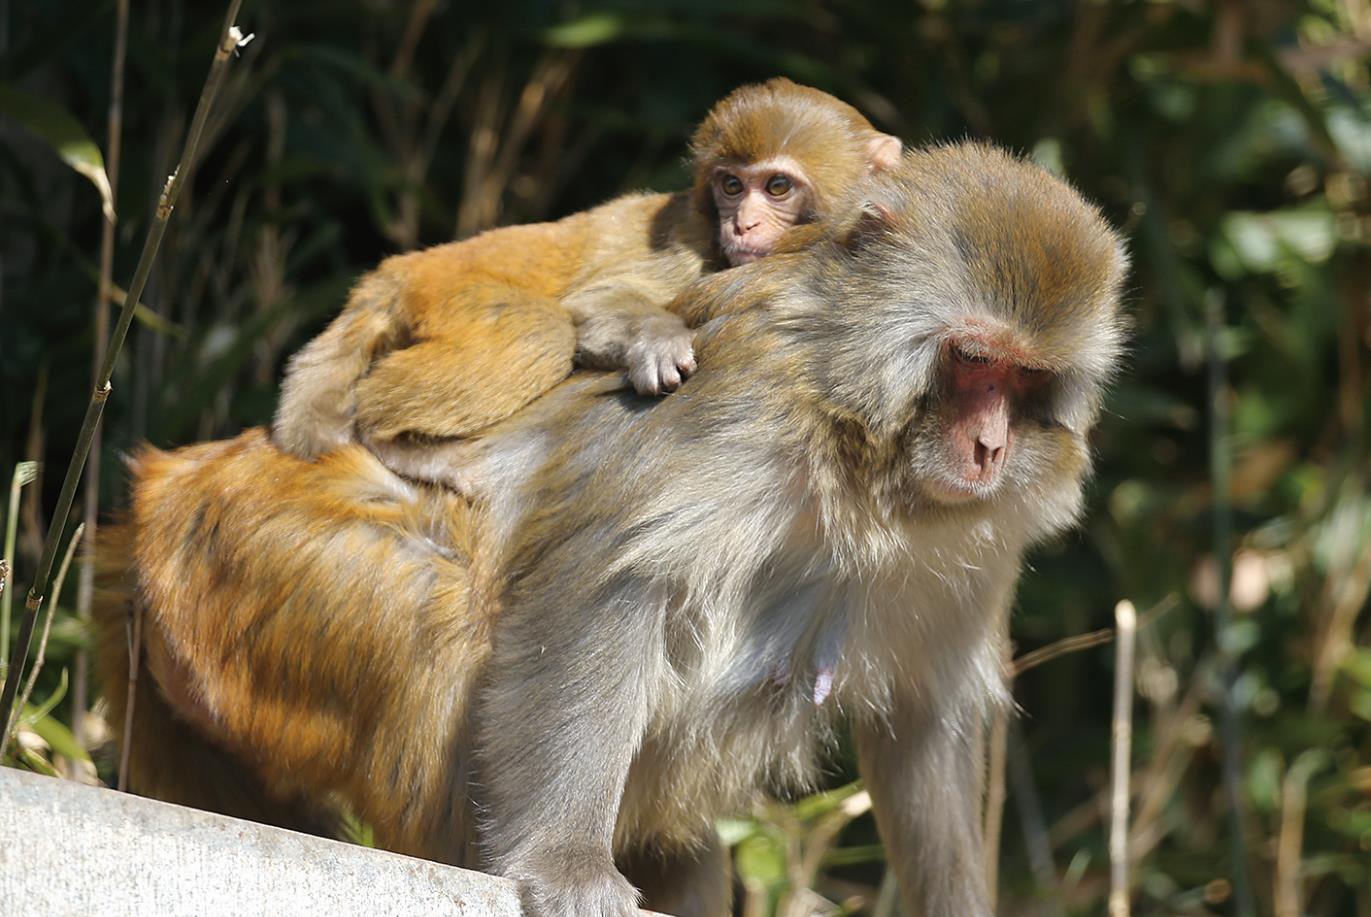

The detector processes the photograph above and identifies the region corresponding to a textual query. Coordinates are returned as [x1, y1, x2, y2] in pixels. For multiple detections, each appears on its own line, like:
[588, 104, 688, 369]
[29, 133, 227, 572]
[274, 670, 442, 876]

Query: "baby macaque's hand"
[625, 316, 696, 395]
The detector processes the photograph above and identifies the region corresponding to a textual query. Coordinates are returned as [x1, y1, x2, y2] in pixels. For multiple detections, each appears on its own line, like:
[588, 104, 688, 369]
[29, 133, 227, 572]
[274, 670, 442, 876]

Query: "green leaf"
[716, 817, 761, 847]
[340, 810, 376, 847]
[0, 83, 114, 222]
[1220, 208, 1336, 273]
[27, 711, 91, 766]
[734, 832, 788, 886]
[542, 14, 626, 48]
[789, 780, 864, 821]
[1343, 647, 1371, 691]
[821, 843, 886, 867]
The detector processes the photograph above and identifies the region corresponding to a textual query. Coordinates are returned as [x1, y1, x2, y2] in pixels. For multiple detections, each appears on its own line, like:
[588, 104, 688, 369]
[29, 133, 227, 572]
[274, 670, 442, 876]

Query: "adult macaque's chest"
[620, 520, 1009, 846]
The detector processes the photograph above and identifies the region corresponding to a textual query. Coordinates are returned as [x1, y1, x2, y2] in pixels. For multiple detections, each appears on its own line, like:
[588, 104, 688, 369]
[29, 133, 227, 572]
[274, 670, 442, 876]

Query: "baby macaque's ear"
[865, 134, 903, 172]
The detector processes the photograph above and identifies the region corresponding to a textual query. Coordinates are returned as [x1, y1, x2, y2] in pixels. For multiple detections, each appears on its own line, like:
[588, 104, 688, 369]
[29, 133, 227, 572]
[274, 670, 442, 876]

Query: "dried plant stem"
[1128, 663, 1207, 856]
[6, 524, 85, 748]
[20, 365, 48, 562]
[73, 0, 130, 752]
[2, 461, 41, 673]
[1014, 628, 1113, 677]
[1277, 751, 1321, 915]
[0, 0, 249, 754]
[800, 790, 871, 891]
[984, 595, 1174, 906]
[116, 590, 144, 791]
[871, 869, 900, 917]
[1206, 293, 1254, 917]
[1014, 595, 1176, 678]
[1274, 751, 1323, 917]
[983, 638, 1011, 904]
[983, 705, 1008, 894]
[1308, 537, 1371, 712]
[1007, 719, 1061, 908]
[1107, 599, 1137, 917]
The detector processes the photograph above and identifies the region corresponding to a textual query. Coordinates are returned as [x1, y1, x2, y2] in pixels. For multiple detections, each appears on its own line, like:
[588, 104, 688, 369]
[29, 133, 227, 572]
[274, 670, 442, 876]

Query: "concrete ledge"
[0, 767, 522, 916]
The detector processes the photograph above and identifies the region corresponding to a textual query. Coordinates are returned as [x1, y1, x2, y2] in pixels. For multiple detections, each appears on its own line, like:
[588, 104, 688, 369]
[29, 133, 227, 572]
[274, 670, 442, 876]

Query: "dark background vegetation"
[3, 1, 1369, 914]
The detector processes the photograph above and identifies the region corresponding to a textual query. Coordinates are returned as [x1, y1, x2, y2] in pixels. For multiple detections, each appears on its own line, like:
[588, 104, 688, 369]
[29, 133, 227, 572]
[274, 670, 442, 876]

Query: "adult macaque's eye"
[954, 347, 991, 366]
[720, 175, 744, 196]
[765, 174, 793, 197]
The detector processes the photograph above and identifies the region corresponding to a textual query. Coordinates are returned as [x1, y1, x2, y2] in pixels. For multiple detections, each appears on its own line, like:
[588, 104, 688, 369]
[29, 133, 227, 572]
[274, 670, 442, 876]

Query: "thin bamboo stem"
[0, 0, 249, 754]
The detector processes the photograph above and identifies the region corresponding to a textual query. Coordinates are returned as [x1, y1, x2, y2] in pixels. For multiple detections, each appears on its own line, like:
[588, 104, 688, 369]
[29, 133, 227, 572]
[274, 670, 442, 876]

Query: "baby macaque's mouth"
[727, 246, 767, 264]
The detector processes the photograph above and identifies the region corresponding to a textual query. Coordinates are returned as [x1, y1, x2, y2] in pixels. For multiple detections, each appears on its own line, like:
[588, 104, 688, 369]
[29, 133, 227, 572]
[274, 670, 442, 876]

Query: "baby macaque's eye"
[954, 347, 991, 366]
[720, 175, 744, 196]
[765, 174, 793, 197]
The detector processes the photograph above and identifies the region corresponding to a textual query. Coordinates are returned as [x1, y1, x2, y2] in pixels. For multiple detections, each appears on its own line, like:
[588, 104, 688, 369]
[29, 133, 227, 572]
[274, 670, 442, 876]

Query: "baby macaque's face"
[710, 157, 811, 266]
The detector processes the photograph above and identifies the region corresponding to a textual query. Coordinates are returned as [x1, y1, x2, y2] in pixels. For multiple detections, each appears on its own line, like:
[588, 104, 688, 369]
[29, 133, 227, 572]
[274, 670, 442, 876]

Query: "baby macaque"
[272, 78, 902, 490]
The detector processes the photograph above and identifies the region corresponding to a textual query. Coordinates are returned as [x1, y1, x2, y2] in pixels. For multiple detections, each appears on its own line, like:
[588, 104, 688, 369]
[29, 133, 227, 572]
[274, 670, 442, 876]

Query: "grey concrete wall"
[0, 766, 523, 916]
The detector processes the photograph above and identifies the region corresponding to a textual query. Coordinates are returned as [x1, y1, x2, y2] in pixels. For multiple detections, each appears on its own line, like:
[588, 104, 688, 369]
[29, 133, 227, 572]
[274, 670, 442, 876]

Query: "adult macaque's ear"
[840, 200, 897, 252]
[865, 134, 903, 172]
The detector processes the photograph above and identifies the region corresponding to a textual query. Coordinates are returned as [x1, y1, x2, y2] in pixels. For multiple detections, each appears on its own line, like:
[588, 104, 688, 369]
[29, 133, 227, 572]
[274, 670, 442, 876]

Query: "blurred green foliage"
[2, 0, 1370, 914]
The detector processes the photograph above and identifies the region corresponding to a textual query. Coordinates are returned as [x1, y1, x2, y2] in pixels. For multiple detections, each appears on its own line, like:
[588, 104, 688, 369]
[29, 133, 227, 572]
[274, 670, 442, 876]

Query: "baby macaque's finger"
[659, 359, 682, 392]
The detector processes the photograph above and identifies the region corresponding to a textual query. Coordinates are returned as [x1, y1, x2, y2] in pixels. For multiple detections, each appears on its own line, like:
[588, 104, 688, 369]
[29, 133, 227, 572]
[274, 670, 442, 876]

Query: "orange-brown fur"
[96, 431, 492, 861]
[271, 78, 899, 465]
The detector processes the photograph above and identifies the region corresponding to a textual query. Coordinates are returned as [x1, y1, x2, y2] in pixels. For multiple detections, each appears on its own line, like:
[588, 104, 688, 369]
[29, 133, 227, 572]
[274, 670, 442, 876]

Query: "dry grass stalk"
[1274, 751, 1323, 917]
[1308, 534, 1371, 712]
[1007, 720, 1062, 908]
[2, 462, 41, 673]
[983, 637, 1012, 905]
[73, 0, 131, 753]
[1014, 595, 1176, 678]
[20, 365, 48, 563]
[8, 524, 86, 748]
[116, 586, 145, 791]
[1014, 628, 1114, 677]
[455, 53, 578, 238]
[1108, 599, 1137, 917]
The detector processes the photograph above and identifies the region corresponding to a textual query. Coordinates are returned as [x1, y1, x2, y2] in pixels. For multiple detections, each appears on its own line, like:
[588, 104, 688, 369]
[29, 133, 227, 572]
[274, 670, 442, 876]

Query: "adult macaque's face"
[711, 159, 811, 266]
[918, 339, 1057, 506]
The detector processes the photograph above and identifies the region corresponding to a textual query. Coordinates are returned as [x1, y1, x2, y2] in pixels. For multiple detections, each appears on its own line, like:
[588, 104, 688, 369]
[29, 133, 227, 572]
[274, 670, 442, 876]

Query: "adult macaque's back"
[97, 142, 1127, 917]
[271, 78, 901, 481]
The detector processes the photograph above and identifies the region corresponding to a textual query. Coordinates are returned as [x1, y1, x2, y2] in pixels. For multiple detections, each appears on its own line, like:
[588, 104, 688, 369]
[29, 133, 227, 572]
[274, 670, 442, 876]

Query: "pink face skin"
[711, 157, 811, 266]
[929, 340, 1051, 504]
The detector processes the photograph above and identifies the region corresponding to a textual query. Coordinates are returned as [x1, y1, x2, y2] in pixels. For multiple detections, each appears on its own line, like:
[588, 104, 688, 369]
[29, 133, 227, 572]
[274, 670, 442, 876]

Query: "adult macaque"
[97, 143, 1127, 917]
[271, 78, 902, 478]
